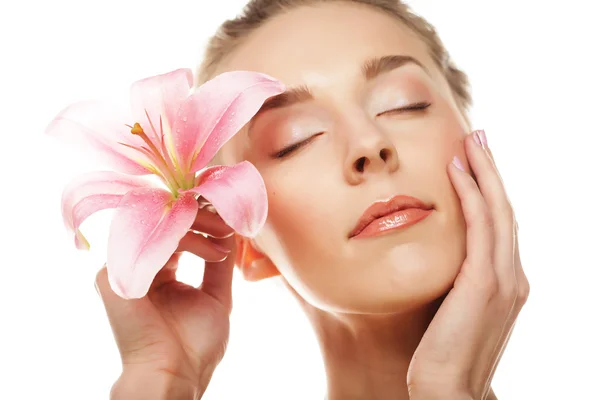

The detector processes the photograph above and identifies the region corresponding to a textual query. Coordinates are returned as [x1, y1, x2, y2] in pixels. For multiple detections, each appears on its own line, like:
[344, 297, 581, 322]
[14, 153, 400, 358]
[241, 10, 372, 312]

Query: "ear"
[235, 234, 280, 281]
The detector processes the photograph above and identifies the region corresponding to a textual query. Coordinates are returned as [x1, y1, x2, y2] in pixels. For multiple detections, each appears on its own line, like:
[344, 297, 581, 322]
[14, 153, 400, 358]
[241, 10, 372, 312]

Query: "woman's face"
[214, 3, 470, 313]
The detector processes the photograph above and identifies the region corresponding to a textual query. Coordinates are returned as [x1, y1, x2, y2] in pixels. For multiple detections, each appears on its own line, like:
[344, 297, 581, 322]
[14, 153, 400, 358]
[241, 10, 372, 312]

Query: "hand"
[95, 202, 237, 399]
[406, 130, 530, 399]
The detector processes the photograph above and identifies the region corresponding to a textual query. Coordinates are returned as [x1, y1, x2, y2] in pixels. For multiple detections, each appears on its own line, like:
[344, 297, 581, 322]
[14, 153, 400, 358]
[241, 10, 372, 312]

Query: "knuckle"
[479, 209, 495, 229]
[499, 275, 530, 313]
[487, 275, 500, 298]
[214, 337, 230, 362]
[472, 207, 494, 229]
[500, 202, 515, 223]
[518, 277, 531, 303]
[479, 271, 500, 299]
[499, 281, 519, 305]
[465, 204, 493, 230]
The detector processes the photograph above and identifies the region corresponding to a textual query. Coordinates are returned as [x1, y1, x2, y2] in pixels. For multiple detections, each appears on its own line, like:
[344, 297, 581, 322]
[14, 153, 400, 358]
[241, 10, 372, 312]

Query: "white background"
[1, 1, 599, 399]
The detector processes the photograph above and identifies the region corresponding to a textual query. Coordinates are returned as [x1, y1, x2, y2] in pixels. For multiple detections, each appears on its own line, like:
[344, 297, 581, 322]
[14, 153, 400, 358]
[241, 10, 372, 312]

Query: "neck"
[301, 299, 442, 400]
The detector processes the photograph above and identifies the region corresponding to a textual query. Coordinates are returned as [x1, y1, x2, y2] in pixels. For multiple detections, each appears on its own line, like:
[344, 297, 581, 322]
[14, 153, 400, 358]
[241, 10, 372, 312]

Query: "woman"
[95, 0, 529, 398]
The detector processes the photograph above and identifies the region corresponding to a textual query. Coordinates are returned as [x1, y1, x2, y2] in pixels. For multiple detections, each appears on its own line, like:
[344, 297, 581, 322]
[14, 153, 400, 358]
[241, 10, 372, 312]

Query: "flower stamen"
[128, 122, 182, 196]
[149, 112, 178, 177]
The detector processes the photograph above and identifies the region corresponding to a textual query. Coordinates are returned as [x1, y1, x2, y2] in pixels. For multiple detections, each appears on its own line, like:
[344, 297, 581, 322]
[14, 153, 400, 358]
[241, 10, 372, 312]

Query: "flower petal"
[61, 171, 153, 250]
[106, 188, 198, 299]
[130, 68, 193, 149]
[171, 71, 285, 173]
[45, 101, 152, 175]
[184, 161, 268, 237]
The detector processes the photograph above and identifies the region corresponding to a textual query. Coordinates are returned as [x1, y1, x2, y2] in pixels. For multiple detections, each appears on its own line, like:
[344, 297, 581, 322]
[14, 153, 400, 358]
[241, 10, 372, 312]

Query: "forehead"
[215, 3, 433, 87]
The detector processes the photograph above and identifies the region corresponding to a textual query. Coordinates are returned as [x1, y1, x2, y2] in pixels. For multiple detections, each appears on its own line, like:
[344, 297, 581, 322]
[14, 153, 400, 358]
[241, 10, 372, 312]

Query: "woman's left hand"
[407, 130, 530, 400]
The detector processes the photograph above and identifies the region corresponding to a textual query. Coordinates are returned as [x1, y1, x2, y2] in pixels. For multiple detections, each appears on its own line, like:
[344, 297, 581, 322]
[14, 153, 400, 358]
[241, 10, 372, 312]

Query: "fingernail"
[452, 156, 465, 171]
[473, 129, 487, 149]
[213, 243, 232, 254]
[94, 282, 100, 296]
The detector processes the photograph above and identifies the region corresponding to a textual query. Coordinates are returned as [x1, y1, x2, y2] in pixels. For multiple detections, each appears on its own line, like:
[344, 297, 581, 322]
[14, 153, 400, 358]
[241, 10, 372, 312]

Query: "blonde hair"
[196, 0, 471, 113]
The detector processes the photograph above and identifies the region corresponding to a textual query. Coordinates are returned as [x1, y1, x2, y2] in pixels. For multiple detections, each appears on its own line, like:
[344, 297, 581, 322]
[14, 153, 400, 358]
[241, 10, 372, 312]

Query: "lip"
[349, 195, 434, 239]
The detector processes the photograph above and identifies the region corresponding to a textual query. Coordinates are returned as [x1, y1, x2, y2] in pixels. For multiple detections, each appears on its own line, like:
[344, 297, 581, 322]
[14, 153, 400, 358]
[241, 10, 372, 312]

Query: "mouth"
[349, 195, 434, 239]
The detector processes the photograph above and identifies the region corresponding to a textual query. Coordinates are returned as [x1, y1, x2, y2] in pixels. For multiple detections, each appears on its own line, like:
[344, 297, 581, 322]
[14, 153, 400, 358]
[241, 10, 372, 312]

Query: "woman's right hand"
[95, 204, 237, 400]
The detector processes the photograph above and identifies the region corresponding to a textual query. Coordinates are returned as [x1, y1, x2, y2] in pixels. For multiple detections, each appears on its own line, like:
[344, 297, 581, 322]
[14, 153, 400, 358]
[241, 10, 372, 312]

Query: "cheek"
[399, 103, 465, 199]
[417, 101, 468, 193]
[428, 106, 468, 265]
[407, 102, 467, 262]
[256, 164, 344, 270]
[428, 104, 467, 213]
[432, 101, 468, 159]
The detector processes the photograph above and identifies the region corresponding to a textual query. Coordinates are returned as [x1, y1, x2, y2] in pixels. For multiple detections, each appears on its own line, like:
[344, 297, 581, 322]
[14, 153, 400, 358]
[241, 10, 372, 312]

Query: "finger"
[448, 155, 496, 292]
[95, 266, 160, 346]
[466, 131, 516, 278]
[512, 225, 530, 310]
[191, 207, 234, 238]
[201, 235, 236, 312]
[177, 231, 231, 262]
[479, 317, 518, 397]
[148, 252, 182, 291]
[466, 131, 514, 230]
[197, 195, 210, 207]
[474, 131, 504, 187]
[475, 227, 528, 393]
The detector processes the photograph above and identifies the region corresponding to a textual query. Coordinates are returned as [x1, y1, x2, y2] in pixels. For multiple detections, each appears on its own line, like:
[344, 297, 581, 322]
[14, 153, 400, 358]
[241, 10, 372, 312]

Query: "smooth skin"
[406, 131, 528, 399]
[95, 4, 529, 399]
[96, 131, 528, 399]
[96, 207, 237, 399]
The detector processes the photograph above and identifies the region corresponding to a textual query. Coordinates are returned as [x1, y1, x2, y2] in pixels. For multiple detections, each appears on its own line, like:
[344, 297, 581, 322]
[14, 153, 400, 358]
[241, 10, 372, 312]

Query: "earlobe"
[235, 235, 281, 281]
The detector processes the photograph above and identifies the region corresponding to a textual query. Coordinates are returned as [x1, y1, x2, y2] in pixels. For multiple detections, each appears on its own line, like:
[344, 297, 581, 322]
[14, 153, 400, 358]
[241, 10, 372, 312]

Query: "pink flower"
[46, 68, 285, 299]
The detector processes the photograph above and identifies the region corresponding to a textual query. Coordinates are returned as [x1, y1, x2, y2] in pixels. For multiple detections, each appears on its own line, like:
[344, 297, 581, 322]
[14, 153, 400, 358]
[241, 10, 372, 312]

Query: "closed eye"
[271, 132, 324, 159]
[377, 101, 431, 117]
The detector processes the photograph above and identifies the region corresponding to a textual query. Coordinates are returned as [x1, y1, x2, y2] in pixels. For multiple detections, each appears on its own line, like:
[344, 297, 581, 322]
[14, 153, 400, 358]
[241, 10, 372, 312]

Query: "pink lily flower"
[46, 68, 285, 299]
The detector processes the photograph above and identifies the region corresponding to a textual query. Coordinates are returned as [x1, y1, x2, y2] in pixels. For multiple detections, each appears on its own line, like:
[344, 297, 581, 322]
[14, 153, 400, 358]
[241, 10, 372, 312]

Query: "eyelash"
[377, 101, 432, 116]
[272, 133, 323, 159]
[272, 102, 431, 159]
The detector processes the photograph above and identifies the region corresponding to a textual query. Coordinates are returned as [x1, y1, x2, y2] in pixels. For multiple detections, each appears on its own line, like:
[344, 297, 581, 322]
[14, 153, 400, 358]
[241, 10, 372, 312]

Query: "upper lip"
[349, 195, 433, 238]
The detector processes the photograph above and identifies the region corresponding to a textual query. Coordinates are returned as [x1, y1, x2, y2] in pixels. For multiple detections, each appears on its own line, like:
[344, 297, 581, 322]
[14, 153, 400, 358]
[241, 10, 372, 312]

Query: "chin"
[280, 216, 466, 315]
[307, 242, 464, 315]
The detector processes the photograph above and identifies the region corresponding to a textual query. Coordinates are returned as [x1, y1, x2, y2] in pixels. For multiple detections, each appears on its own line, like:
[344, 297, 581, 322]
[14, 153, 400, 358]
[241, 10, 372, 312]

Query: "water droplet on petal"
[183, 116, 187, 122]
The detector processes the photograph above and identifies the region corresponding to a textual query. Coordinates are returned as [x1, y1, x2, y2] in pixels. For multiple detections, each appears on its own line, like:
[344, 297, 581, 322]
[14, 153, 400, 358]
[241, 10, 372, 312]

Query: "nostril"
[379, 149, 390, 162]
[354, 156, 367, 172]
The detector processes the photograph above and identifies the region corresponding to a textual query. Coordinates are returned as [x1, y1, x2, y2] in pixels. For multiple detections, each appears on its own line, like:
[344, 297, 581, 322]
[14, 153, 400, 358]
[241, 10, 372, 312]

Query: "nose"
[343, 125, 400, 185]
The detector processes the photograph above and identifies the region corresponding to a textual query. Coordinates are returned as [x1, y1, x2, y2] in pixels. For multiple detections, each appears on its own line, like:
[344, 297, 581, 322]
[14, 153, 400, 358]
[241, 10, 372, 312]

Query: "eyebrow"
[362, 54, 426, 80]
[254, 55, 426, 116]
[257, 84, 314, 114]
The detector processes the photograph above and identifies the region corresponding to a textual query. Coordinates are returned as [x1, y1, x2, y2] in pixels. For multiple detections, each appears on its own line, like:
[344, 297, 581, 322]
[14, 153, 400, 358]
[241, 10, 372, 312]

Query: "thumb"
[95, 264, 164, 349]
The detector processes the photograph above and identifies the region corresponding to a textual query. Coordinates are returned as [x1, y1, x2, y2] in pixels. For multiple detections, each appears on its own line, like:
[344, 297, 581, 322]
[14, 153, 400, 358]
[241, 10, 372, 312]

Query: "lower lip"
[352, 208, 433, 239]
